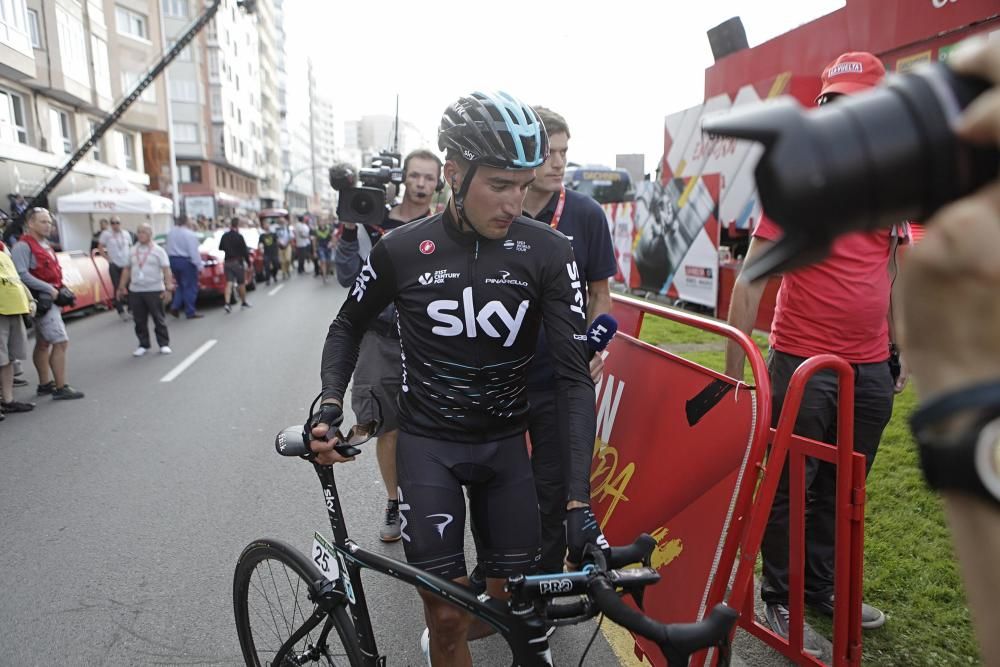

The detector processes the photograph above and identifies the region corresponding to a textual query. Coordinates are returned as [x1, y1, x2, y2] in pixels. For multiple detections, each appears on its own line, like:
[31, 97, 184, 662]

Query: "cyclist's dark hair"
[533, 106, 570, 139]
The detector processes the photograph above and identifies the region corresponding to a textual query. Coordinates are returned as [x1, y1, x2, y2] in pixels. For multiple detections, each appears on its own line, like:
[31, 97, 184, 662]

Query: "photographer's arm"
[333, 224, 362, 288]
[888, 232, 909, 393]
[900, 39, 1000, 666]
[724, 236, 773, 381]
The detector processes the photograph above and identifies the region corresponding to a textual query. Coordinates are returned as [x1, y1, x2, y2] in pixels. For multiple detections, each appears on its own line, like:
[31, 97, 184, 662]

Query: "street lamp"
[283, 165, 331, 212]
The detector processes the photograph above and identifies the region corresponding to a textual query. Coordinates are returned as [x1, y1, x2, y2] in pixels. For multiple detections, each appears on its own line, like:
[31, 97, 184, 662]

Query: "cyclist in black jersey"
[309, 91, 607, 666]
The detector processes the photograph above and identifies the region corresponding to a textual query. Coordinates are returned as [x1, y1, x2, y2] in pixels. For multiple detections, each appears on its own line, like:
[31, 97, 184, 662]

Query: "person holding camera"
[333, 148, 442, 543]
[0, 238, 36, 419]
[10, 208, 84, 401]
[98, 216, 133, 322]
[314, 92, 603, 665]
[724, 52, 905, 653]
[116, 223, 174, 357]
[899, 38, 1000, 665]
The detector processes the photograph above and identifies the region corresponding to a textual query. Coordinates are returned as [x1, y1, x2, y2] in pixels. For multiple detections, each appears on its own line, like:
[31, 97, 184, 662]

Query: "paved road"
[0, 275, 622, 666]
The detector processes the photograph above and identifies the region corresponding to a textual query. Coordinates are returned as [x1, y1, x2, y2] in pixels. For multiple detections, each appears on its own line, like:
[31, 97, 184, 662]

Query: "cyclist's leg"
[465, 433, 542, 640]
[396, 431, 474, 666]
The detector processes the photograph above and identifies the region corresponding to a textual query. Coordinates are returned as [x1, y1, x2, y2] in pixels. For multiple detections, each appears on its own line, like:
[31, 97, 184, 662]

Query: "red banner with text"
[592, 329, 758, 665]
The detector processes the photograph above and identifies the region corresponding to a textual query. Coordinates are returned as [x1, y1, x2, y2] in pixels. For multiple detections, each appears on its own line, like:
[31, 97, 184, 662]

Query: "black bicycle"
[233, 421, 738, 667]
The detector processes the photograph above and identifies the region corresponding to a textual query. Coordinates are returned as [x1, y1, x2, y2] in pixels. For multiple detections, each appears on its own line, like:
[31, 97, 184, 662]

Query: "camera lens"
[352, 195, 373, 216]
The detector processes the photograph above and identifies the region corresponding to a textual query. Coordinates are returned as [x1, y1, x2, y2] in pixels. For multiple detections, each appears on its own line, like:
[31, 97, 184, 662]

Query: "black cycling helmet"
[438, 91, 549, 170]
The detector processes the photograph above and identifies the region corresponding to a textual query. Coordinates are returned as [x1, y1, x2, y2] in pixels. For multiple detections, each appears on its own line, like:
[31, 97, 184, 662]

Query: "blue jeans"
[169, 256, 199, 317]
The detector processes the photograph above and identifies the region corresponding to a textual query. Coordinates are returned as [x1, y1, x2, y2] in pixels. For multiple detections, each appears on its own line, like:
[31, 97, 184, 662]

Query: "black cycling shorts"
[396, 431, 541, 581]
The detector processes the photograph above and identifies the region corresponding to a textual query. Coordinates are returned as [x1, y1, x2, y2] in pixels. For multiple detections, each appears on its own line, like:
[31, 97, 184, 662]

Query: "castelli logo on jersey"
[419, 240, 436, 255]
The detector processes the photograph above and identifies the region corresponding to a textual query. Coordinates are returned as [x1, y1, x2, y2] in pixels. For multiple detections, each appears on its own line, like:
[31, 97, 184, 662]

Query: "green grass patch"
[636, 309, 980, 666]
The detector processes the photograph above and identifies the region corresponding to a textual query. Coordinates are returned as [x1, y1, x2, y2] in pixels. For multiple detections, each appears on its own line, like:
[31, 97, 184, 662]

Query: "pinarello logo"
[419, 240, 436, 255]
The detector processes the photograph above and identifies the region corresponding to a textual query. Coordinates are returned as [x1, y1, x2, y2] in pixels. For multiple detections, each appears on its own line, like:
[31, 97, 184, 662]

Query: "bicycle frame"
[276, 461, 609, 667]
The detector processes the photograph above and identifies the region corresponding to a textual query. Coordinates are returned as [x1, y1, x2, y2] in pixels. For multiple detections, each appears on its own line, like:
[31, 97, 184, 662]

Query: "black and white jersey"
[321, 209, 596, 503]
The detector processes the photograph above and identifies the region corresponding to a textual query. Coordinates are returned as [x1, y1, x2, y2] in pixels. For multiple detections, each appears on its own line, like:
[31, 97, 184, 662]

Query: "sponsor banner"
[592, 316, 757, 664]
[602, 201, 639, 289]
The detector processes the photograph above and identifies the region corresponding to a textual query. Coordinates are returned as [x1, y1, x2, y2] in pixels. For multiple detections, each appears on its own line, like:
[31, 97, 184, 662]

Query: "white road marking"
[268, 284, 285, 296]
[160, 339, 218, 383]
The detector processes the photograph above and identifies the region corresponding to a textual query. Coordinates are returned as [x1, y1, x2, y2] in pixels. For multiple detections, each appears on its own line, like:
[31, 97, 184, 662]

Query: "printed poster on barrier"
[591, 308, 758, 665]
[601, 201, 638, 290]
[631, 177, 720, 309]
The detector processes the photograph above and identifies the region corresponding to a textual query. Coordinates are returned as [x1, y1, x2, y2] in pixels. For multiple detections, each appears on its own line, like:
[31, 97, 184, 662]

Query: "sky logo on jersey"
[427, 286, 529, 347]
[419, 240, 436, 255]
[566, 261, 585, 318]
[484, 270, 528, 287]
[351, 256, 377, 302]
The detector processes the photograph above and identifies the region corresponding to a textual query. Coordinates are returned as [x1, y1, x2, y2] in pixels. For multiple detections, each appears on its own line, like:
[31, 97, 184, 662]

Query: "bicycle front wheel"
[234, 539, 363, 666]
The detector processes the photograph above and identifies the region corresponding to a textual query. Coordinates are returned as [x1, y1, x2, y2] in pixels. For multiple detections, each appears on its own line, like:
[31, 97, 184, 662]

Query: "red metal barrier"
[600, 294, 771, 666]
[728, 355, 867, 666]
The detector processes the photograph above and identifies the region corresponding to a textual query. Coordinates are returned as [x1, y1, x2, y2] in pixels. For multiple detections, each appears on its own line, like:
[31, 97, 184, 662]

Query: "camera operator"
[333, 148, 442, 542]
[724, 51, 905, 653]
[900, 39, 1000, 666]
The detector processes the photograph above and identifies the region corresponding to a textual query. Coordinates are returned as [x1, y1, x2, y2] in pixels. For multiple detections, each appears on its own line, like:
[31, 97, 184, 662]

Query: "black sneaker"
[807, 594, 886, 629]
[764, 602, 822, 657]
[1, 400, 35, 413]
[36, 381, 55, 396]
[52, 385, 85, 400]
[241, 301, 252, 309]
[12, 378, 28, 388]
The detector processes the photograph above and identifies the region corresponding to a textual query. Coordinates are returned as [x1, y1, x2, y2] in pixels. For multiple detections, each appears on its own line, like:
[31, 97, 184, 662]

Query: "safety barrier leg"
[727, 354, 866, 666]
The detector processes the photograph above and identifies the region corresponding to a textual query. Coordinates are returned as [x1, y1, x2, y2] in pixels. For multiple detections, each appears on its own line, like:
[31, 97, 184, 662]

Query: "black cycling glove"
[311, 402, 344, 436]
[565, 506, 611, 566]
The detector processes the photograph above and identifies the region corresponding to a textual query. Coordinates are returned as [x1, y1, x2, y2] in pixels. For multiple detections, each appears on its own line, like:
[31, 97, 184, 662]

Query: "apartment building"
[0, 0, 168, 222]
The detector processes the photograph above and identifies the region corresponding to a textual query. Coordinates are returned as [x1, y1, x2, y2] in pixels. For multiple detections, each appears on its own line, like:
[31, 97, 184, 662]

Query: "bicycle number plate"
[311, 532, 340, 582]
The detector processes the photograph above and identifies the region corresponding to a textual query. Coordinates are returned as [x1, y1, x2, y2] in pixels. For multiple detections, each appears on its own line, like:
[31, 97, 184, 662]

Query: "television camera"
[328, 151, 404, 226]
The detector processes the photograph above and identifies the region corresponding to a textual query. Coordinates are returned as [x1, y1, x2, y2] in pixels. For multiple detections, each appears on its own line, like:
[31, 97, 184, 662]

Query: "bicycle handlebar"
[590, 579, 737, 667]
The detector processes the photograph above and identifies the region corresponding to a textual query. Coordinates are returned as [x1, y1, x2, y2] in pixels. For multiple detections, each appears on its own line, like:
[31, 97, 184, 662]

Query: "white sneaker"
[159, 346, 172, 355]
[420, 627, 431, 666]
[132, 347, 147, 357]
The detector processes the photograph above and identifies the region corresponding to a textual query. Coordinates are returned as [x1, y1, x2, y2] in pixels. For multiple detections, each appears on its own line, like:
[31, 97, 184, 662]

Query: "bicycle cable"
[577, 612, 605, 667]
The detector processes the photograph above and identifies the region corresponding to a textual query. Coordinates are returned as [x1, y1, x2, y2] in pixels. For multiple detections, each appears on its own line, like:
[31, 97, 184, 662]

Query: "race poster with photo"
[631, 176, 720, 308]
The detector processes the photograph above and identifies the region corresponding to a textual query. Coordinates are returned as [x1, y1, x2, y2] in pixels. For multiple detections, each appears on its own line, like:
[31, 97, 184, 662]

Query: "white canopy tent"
[55, 177, 174, 252]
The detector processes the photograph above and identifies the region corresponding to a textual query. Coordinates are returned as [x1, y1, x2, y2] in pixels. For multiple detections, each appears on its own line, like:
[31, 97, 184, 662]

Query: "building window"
[163, 0, 187, 18]
[115, 5, 148, 41]
[89, 120, 102, 162]
[0, 89, 29, 145]
[173, 122, 198, 143]
[0, 0, 31, 53]
[236, 108, 241, 124]
[49, 107, 72, 154]
[169, 78, 197, 102]
[27, 8, 41, 48]
[91, 35, 112, 98]
[121, 71, 155, 103]
[56, 6, 88, 85]
[210, 90, 221, 113]
[119, 131, 135, 170]
[178, 164, 201, 183]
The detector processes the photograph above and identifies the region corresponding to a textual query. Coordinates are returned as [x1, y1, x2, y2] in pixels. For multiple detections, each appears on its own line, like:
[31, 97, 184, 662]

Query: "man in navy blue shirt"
[522, 107, 617, 575]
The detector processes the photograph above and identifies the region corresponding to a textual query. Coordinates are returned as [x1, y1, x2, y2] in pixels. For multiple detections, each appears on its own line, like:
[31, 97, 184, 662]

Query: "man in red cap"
[725, 51, 904, 655]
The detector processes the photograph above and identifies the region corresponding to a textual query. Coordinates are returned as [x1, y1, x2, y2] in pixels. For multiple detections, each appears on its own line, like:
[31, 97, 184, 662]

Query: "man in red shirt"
[725, 52, 906, 654]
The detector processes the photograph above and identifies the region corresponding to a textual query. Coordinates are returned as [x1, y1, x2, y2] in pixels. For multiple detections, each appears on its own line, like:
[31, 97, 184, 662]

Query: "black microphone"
[587, 314, 618, 353]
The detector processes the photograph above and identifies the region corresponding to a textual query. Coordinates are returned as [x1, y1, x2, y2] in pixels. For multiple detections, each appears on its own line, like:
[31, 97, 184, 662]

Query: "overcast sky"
[284, 0, 846, 170]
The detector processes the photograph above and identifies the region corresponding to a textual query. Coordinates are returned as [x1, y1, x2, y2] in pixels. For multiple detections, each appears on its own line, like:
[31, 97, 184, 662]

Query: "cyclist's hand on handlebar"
[309, 402, 353, 465]
[565, 505, 610, 570]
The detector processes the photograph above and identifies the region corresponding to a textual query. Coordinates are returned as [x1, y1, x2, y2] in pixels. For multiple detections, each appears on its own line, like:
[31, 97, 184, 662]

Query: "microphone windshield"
[587, 314, 619, 352]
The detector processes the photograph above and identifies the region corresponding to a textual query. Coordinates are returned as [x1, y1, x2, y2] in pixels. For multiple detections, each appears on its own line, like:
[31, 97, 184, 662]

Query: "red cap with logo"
[816, 51, 886, 102]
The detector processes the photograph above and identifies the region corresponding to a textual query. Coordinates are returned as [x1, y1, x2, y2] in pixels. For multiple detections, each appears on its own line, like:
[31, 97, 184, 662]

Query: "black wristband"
[909, 380, 1000, 434]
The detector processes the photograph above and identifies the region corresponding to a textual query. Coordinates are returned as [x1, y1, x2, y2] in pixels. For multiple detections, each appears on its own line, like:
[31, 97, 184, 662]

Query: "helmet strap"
[453, 163, 479, 233]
